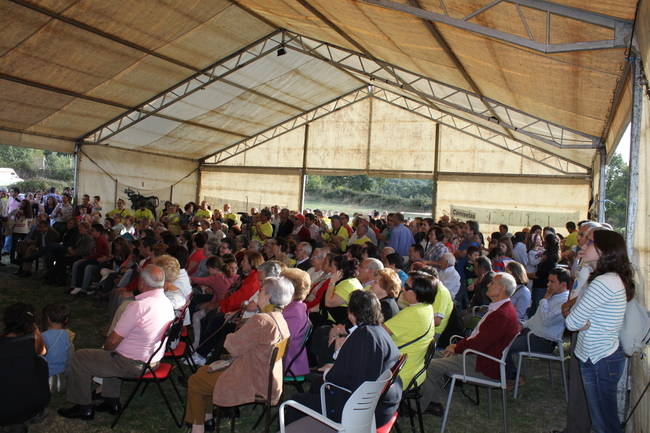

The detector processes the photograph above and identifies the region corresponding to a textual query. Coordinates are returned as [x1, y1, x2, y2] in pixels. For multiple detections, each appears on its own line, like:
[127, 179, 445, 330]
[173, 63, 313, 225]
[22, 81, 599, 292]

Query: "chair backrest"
[263, 337, 290, 405]
[404, 338, 437, 391]
[380, 353, 408, 399]
[141, 319, 174, 374]
[340, 369, 393, 433]
[283, 320, 313, 377]
[497, 334, 520, 388]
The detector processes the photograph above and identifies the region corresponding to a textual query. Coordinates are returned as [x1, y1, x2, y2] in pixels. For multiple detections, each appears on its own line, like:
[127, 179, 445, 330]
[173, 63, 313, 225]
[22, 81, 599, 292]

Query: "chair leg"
[140, 381, 149, 396]
[111, 379, 143, 428]
[560, 360, 568, 402]
[415, 398, 424, 433]
[406, 398, 416, 433]
[173, 355, 188, 378]
[514, 353, 524, 399]
[441, 377, 456, 433]
[169, 374, 184, 406]
[153, 378, 182, 428]
[501, 388, 508, 433]
[487, 388, 492, 417]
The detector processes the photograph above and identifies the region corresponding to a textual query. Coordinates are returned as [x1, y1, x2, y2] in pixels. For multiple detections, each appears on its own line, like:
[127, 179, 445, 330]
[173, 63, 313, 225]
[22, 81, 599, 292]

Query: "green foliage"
[0, 143, 74, 183]
[10, 177, 69, 193]
[605, 153, 629, 232]
[306, 175, 432, 212]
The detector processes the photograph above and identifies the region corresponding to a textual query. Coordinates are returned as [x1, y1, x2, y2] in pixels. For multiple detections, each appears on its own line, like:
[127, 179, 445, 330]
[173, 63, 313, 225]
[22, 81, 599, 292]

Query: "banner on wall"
[449, 205, 580, 228]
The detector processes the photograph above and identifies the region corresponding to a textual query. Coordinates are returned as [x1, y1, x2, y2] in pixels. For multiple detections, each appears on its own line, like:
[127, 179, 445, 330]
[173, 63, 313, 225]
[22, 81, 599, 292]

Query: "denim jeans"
[579, 346, 625, 433]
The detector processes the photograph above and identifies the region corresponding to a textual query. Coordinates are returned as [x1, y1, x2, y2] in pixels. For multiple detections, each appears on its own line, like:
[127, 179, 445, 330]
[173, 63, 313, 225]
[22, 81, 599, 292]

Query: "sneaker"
[69, 287, 83, 295]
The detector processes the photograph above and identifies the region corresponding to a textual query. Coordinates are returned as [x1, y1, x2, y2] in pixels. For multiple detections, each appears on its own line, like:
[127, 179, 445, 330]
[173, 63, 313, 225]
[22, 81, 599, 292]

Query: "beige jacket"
[213, 311, 289, 407]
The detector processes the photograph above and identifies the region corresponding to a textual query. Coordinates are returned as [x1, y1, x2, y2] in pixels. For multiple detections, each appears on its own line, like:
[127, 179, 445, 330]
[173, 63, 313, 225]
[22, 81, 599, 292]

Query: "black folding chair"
[111, 320, 184, 428]
[283, 321, 313, 393]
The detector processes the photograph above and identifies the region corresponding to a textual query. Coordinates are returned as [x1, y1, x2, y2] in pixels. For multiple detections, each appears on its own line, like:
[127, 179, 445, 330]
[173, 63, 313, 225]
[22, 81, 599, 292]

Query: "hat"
[294, 213, 305, 223]
[357, 215, 370, 223]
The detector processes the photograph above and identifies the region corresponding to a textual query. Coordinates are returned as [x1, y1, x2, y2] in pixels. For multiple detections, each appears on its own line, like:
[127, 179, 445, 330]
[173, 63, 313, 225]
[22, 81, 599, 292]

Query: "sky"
[616, 123, 631, 161]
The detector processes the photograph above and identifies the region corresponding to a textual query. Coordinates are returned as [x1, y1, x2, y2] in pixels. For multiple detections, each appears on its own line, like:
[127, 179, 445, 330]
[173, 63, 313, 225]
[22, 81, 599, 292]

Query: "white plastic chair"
[440, 334, 518, 433]
[278, 369, 393, 433]
[513, 332, 568, 402]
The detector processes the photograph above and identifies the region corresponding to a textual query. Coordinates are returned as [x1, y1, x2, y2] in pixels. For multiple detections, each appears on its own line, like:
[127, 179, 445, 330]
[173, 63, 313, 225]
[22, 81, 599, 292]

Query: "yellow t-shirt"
[252, 221, 273, 242]
[324, 226, 349, 252]
[195, 209, 212, 220]
[334, 278, 363, 306]
[432, 283, 454, 335]
[385, 303, 435, 387]
[564, 231, 579, 249]
[166, 213, 181, 236]
[134, 208, 154, 221]
[224, 212, 239, 224]
[107, 208, 133, 218]
[350, 235, 372, 246]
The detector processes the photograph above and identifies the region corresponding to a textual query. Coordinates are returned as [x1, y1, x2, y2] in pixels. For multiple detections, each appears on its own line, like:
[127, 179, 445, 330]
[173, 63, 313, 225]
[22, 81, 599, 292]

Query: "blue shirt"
[388, 224, 415, 256]
[525, 290, 568, 341]
[42, 329, 71, 376]
[510, 284, 532, 321]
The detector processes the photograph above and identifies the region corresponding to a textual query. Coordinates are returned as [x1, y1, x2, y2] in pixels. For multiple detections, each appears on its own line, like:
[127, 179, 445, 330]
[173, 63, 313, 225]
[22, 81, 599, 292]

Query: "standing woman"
[9, 199, 33, 264]
[565, 230, 633, 433]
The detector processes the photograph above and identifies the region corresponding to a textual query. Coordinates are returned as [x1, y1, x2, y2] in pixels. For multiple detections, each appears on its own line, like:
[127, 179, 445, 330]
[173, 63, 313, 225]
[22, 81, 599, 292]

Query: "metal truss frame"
[202, 87, 370, 164]
[203, 84, 587, 175]
[358, 0, 633, 54]
[82, 30, 288, 144]
[283, 30, 600, 150]
[371, 87, 588, 174]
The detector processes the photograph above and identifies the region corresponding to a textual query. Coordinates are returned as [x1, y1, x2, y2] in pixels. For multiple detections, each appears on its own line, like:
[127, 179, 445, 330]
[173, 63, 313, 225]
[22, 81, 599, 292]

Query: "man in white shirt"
[438, 252, 461, 299]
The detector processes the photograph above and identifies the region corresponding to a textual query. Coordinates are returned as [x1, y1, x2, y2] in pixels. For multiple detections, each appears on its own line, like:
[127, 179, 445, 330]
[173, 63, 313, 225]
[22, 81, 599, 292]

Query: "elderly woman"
[283, 290, 402, 431]
[370, 268, 401, 321]
[184, 277, 293, 433]
[281, 268, 312, 378]
[153, 254, 187, 310]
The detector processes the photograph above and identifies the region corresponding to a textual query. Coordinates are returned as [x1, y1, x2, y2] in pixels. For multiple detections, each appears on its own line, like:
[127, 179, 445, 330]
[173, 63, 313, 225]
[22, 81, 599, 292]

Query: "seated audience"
[505, 261, 532, 321]
[0, 303, 50, 429]
[283, 290, 402, 431]
[184, 276, 292, 433]
[420, 273, 520, 416]
[437, 252, 460, 299]
[384, 273, 436, 389]
[506, 267, 570, 386]
[58, 265, 174, 420]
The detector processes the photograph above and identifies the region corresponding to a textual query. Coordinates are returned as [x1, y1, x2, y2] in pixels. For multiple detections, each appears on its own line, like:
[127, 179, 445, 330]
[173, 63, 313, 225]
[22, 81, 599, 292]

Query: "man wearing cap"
[355, 215, 377, 245]
[291, 213, 311, 242]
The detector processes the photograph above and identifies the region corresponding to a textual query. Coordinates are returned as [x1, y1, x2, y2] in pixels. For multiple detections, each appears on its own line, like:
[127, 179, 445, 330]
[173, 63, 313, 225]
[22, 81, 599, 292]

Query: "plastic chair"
[283, 321, 313, 393]
[279, 368, 393, 433]
[111, 320, 184, 428]
[513, 332, 568, 402]
[439, 334, 518, 433]
[213, 337, 289, 433]
[397, 339, 437, 433]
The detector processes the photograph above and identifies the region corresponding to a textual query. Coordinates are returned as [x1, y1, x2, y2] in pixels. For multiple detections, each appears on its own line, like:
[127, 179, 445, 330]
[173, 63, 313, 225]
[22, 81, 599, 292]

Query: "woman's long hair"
[588, 230, 635, 301]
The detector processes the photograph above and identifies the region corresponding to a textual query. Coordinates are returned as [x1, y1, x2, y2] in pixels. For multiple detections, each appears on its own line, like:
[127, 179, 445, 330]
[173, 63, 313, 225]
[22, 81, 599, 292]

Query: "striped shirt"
[565, 273, 627, 363]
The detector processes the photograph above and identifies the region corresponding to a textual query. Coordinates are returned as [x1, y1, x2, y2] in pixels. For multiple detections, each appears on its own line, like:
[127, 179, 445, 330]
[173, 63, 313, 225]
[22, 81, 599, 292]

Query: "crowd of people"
[0, 185, 635, 433]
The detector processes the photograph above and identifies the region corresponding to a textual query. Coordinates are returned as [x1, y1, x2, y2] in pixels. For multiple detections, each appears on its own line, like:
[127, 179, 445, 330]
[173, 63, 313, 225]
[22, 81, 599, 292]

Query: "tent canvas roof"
[0, 0, 637, 172]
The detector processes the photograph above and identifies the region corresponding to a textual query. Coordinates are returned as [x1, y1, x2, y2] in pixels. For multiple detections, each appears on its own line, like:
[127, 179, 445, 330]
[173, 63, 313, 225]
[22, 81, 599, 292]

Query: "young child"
[41, 304, 75, 388]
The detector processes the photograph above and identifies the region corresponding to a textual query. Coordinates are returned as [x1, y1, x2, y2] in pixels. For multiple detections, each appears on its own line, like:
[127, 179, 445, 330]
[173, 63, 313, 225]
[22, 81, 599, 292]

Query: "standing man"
[388, 213, 415, 257]
[58, 265, 174, 419]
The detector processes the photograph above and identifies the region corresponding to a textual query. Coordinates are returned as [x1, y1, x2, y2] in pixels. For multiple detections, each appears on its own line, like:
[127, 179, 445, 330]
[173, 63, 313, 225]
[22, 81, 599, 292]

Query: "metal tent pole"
[626, 55, 643, 254]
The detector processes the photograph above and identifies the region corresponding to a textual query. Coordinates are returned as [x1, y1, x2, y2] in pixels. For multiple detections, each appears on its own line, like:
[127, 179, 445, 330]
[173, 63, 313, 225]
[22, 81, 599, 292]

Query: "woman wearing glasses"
[565, 230, 634, 433]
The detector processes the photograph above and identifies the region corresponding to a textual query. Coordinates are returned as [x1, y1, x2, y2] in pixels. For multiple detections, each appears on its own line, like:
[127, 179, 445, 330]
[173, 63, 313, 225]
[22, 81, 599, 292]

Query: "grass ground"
[1, 261, 567, 433]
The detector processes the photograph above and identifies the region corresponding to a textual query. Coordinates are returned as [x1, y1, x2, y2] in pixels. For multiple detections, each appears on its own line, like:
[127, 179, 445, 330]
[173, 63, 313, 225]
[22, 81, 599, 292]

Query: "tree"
[605, 153, 629, 231]
[0, 144, 34, 177]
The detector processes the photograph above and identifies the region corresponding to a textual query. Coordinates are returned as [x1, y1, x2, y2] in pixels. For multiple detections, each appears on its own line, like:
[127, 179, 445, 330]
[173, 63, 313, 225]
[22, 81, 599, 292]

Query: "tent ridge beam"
[201, 86, 370, 164]
[0, 73, 247, 139]
[357, 0, 633, 53]
[284, 30, 599, 149]
[80, 30, 285, 144]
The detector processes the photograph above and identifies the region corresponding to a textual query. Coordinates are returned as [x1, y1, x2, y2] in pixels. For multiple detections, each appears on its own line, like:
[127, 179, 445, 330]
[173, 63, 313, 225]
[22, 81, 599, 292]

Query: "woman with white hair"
[184, 276, 292, 433]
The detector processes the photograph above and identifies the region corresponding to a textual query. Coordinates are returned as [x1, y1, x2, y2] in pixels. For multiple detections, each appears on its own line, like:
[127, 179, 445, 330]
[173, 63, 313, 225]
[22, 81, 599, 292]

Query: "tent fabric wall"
[78, 145, 198, 213]
[436, 174, 590, 232]
[200, 167, 301, 213]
